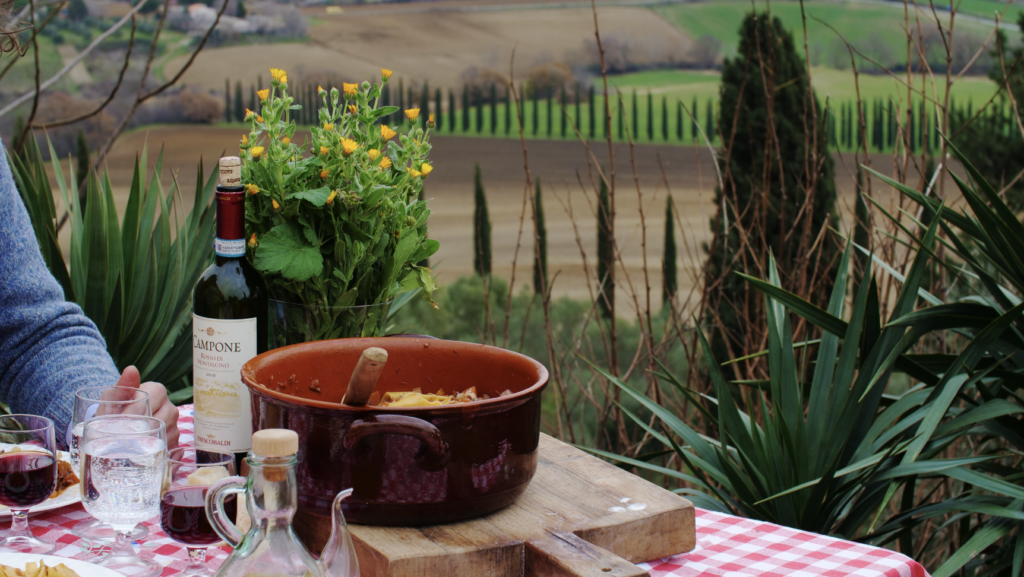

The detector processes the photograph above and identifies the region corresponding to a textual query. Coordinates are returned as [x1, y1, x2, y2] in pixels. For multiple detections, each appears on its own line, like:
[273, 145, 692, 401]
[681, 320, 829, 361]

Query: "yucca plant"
[9, 137, 216, 398]
[854, 140, 1024, 577]
[587, 227, 1020, 543]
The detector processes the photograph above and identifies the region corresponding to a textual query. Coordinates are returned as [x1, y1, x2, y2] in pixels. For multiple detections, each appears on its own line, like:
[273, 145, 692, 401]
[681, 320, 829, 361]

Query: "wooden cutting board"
[348, 434, 696, 577]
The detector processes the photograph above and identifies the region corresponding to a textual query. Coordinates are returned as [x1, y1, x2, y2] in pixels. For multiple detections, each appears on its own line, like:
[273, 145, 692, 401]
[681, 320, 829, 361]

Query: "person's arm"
[0, 143, 178, 449]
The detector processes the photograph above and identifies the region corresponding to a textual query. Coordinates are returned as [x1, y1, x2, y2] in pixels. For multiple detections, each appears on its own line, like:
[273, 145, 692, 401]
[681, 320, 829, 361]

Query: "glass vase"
[269, 299, 391, 348]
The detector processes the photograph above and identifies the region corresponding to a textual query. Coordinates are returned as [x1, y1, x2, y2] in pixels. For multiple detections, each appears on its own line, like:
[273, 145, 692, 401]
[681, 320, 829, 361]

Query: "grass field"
[952, 0, 1024, 22]
[653, 0, 997, 65]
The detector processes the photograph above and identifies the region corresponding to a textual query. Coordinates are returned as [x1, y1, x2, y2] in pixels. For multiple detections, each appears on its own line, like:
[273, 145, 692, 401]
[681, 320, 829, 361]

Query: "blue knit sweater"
[0, 143, 120, 440]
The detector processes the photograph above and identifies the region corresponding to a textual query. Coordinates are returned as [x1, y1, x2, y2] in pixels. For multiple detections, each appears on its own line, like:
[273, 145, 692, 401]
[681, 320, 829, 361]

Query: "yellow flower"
[318, 85, 326, 96]
[420, 162, 433, 177]
[270, 68, 287, 85]
[379, 157, 392, 170]
[246, 184, 259, 195]
[341, 139, 359, 156]
[326, 190, 338, 205]
[367, 149, 380, 161]
[343, 83, 358, 98]
[248, 233, 258, 248]
[244, 108, 255, 121]
[323, 123, 334, 131]
[381, 68, 393, 81]
[250, 146, 265, 159]
[380, 125, 396, 140]
[409, 168, 422, 178]
[405, 108, 420, 122]
[427, 113, 435, 128]
[241, 134, 248, 144]
[281, 136, 290, 145]
[257, 89, 269, 101]
[272, 199, 280, 211]
[348, 105, 358, 115]
[320, 146, 330, 156]
[257, 115, 264, 123]
[320, 169, 329, 179]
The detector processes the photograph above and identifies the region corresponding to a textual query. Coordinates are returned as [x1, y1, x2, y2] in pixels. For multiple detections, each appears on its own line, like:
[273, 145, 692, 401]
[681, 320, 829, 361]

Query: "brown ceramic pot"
[240, 337, 548, 537]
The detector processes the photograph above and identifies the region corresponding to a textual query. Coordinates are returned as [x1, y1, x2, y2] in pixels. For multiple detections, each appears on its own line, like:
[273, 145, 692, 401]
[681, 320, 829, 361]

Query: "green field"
[951, 0, 1024, 22]
[652, 0, 997, 67]
[609, 67, 1001, 111]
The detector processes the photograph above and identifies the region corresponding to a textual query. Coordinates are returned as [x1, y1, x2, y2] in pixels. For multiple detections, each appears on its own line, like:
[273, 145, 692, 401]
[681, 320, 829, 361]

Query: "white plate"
[0, 553, 122, 577]
[0, 446, 80, 518]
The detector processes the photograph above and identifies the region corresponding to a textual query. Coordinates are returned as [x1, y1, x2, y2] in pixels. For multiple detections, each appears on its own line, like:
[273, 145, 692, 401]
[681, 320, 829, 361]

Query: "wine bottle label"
[193, 314, 256, 453]
[215, 237, 246, 258]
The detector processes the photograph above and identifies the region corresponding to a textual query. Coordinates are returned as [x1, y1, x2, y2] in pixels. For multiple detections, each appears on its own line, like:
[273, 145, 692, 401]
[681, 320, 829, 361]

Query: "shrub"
[180, 89, 224, 124]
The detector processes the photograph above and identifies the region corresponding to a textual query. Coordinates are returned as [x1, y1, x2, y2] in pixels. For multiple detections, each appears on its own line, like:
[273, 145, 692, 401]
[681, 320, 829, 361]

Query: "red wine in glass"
[160, 486, 237, 546]
[0, 452, 57, 509]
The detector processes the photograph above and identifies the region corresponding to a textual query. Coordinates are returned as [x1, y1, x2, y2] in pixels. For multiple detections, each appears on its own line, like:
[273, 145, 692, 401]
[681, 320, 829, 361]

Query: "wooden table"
[12, 406, 931, 577]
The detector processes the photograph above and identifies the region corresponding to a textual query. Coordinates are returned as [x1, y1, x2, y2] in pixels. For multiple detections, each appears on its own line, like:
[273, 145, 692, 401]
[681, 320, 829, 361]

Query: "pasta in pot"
[369, 387, 513, 407]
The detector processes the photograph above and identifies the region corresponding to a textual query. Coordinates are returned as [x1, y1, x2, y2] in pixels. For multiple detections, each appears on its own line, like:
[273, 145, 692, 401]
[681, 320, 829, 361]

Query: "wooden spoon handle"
[341, 347, 388, 406]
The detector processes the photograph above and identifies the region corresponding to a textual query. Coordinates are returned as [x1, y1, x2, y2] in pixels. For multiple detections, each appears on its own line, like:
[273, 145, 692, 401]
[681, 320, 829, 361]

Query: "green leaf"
[254, 223, 324, 282]
[285, 187, 332, 207]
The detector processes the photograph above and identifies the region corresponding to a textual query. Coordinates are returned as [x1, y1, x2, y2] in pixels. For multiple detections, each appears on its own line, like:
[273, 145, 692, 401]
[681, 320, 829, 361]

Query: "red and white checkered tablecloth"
[9, 406, 930, 577]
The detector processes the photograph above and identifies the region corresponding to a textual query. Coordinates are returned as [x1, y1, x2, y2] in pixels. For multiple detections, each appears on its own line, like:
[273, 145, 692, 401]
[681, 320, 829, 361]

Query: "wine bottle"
[192, 156, 268, 471]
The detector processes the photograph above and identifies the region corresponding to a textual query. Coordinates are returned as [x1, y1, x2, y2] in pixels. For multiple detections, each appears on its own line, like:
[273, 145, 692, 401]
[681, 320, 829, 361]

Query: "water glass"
[0, 415, 58, 554]
[81, 415, 167, 577]
[161, 447, 236, 577]
[71, 386, 151, 543]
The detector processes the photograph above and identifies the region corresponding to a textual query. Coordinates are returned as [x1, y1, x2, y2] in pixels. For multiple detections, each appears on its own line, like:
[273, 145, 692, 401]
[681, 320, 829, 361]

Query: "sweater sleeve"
[0, 143, 120, 441]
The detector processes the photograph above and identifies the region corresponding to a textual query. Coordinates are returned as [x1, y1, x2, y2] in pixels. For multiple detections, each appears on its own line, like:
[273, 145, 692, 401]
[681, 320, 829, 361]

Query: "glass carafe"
[206, 429, 323, 577]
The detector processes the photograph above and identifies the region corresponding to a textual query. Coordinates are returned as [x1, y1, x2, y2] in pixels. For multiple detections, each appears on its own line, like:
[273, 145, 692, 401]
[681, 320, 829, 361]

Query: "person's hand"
[113, 366, 181, 450]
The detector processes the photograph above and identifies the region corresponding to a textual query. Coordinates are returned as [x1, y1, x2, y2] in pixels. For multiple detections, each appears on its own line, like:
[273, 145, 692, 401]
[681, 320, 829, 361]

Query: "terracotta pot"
[240, 337, 549, 541]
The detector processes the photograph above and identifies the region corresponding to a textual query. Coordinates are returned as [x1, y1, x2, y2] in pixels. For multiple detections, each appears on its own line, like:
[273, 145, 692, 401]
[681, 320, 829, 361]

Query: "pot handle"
[205, 476, 248, 549]
[343, 415, 450, 471]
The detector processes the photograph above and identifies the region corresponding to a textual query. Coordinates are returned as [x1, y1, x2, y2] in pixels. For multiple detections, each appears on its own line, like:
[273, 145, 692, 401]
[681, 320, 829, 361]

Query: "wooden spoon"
[341, 347, 388, 406]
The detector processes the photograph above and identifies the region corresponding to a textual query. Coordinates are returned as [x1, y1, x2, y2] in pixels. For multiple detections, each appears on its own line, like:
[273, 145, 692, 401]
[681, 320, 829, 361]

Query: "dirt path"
[73, 125, 961, 315]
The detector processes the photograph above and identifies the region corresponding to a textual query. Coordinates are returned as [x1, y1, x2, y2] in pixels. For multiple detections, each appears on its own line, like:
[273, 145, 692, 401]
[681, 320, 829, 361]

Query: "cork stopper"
[252, 429, 298, 457]
[219, 156, 242, 188]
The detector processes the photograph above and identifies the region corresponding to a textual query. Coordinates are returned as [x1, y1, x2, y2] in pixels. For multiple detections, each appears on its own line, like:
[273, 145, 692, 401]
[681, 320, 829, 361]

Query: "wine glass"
[71, 386, 152, 542]
[81, 414, 167, 577]
[161, 447, 237, 577]
[0, 414, 58, 554]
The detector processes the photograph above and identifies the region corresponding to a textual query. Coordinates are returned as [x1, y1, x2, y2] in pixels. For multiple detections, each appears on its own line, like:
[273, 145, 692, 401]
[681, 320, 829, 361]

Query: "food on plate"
[370, 386, 514, 407]
[0, 561, 81, 577]
[0, 446, 79, 502]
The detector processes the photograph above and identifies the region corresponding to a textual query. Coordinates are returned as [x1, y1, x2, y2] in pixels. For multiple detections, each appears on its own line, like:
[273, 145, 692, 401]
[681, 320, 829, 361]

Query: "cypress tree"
[505, 85, 512, 135]
[617, 96, 624, 140]
[398, 79, 406, 120]
[676, 101, 683, 141]
[473, 164, 492, 277]
[532, 87, 539, 135]
[662, 196, 677, 305]
[705, 12, 839, 363]
[597, 174, 614, 319]
[448, 88, 456, 132]
[631, 89, 638, 138]
[382, 83, 392, 124]
[853, 168, 870, 278]
[475, 87, 484, 133]
[661, 95, 668, 140]
[224, 79, 232, 122]
[462, 86, 470, 132]
[234, 81, 244, 122]
[691, 97, 698, 141]
[574, 83, 582, 132]
[561, 86, 568, 137]
[420, 82, 430, 126]
[547, 93, 553, 136]
[533, 177, 548, 295]
[888, 99, 896, 148]
[75, 129, 90, 184]
[705, 98, 714, 143]
[588, 85, 596, 139]
[249, 85, 256, 117]
[490, 83, 498, 134]
[647, 91, 654, 140]
[435, 87, 443, 132]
